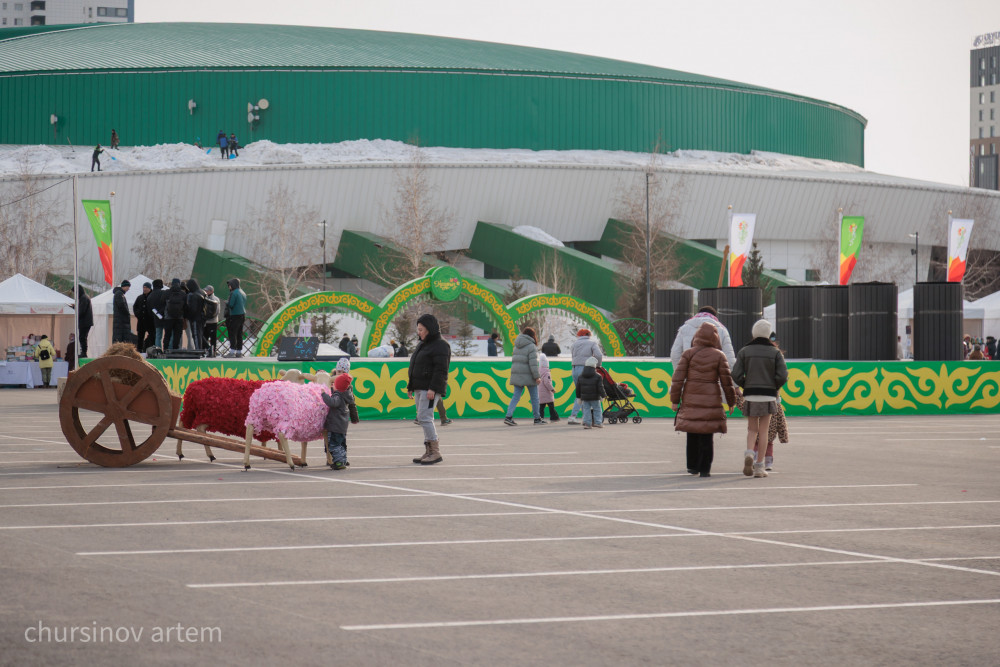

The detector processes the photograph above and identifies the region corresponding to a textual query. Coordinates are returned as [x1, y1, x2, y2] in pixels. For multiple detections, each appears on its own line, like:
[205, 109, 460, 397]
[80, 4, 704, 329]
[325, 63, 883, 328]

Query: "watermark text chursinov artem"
[25, 621, 221, 644]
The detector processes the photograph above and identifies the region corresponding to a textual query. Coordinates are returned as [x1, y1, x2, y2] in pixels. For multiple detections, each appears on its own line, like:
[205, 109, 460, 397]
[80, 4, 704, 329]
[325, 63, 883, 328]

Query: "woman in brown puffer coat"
[670, 322, 737, 477]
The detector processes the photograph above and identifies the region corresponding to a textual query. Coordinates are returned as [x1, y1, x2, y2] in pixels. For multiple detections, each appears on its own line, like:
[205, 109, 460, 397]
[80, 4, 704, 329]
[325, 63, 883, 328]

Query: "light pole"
[645, 171, 651, 323]
[317, 220, 327, 292]
[908, 231, 919, 285]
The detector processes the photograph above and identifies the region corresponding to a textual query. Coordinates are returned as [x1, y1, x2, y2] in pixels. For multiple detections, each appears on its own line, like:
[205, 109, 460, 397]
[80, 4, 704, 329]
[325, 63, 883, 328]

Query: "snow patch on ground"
[0, 138, 867, 177]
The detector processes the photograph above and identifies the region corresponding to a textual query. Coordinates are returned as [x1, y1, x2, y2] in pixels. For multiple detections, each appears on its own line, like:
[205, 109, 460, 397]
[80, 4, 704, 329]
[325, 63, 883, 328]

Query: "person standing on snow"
[217, 130, 228, 159]
[91, 144, 103, 172]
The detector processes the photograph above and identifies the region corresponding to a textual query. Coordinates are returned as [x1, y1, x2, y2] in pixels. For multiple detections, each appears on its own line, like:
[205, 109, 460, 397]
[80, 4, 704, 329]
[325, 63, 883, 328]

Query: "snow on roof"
[0, 140, 868, 178]
[513, 225, 565, 247]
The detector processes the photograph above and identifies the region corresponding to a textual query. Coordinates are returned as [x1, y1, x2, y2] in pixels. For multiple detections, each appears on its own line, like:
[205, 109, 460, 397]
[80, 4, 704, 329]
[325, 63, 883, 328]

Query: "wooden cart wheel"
[59, 356, 173, 467]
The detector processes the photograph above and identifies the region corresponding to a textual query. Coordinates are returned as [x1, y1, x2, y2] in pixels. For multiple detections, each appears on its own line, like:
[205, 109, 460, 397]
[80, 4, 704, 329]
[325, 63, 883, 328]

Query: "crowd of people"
[108, 276, 247, 357]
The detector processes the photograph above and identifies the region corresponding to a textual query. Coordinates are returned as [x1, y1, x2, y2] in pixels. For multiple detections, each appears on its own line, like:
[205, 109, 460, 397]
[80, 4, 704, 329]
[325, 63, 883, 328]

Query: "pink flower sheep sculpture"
[176, 377, 277, 462]
[243, 370, 332, 470]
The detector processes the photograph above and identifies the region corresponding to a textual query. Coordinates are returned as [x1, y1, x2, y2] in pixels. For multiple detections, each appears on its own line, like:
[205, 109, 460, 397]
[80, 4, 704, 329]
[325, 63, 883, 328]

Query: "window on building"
[14, 2, 22, 9]
[2, 3, 7, 9]
[981, 128, 985, 139]
[981, 57, 987, 68]
[13, 16, 21, 24]
[96, 6, 105, 15]
[115, 7, 127, 16]
[993, 73, 998, 85]
[993, 144, 998, 155]
[992, 126, 997, 138]
[992, 91, 997, 103]
[981, 110, 985, 121]
[981, 75, 987, 86]
[983, 145, 988, 155]
[30, 0, 44, 9]
[1, 17, 5, 25]
[993, 109, 996, 121]
[805, 269, 821, 282]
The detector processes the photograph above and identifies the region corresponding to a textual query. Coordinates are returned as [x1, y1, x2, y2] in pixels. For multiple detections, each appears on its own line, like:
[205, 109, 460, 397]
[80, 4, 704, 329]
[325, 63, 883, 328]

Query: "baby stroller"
[595, 366, 642, 424]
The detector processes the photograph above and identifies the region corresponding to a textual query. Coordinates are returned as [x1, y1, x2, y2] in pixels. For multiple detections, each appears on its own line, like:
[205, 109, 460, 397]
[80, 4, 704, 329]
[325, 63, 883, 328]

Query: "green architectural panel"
[145, 359, 1000, 420]
[468, 221, 623, 311]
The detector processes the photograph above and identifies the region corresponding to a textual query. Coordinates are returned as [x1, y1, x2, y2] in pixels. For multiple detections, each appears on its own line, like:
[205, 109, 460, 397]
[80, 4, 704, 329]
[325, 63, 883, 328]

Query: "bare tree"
[0, 158, 71, 283]
[370, 144, 458, 344]
[532, 249, 581, 344]
[369, 144, 455, 285]
[239, 183, 322, 317]
[613, 152, 690, 319]
[130, 201, 199, 280]
[929, 195, 1000, 299]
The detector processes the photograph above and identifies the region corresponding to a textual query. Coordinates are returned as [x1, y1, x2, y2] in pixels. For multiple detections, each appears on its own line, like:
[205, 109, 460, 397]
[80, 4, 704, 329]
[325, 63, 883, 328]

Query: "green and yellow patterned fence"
[145, 358, 1000, 419]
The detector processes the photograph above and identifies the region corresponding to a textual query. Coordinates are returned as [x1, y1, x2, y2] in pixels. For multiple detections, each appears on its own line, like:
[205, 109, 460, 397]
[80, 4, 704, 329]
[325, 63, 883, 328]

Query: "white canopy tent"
[0, 273, 75, 354]
[88, 274, 154, 357]
[970, 290, 1000, 340]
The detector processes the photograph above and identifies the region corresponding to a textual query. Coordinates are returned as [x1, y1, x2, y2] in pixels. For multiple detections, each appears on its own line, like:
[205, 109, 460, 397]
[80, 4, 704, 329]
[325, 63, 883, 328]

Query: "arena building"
[1, 22, 999, 310]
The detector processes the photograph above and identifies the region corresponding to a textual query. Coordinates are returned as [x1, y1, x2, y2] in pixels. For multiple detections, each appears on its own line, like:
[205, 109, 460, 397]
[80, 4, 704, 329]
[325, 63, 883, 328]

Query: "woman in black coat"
[77, 285, 93, 358]
[407, 313, 451, 465]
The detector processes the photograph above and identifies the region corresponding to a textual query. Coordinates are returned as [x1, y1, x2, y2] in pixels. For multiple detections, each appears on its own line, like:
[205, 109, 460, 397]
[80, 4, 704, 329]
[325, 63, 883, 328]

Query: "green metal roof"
[0, 22, 859, 118]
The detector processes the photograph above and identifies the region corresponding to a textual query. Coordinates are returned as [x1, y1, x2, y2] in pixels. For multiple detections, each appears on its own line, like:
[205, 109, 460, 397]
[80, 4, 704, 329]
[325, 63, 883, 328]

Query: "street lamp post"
[645, 171, 651, 323]
[909, 231, 919, 285]
[317, 220, 327, 292]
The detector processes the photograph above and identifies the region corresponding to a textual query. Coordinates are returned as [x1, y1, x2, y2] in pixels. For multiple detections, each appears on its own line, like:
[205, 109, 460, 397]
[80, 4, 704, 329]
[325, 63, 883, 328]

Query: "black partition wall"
[848, 282, 898, 361]
[698, 287, 763, 347]
[653, 289, 694, 357]
[775, 286, 815, 358]
[814, 286, 849, 360]
[913, 282, 964, 361]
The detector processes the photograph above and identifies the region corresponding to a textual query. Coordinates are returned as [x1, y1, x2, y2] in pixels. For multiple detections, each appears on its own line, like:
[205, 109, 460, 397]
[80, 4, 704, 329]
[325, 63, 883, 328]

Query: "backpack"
[203, 298, 218, 320]
[165, 290, 185, 319]
[38, 347, 51, 361]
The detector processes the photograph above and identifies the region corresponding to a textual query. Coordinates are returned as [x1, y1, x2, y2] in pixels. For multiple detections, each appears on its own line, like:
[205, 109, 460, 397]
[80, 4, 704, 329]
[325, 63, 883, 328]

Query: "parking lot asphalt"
[1, 387, 998, 665]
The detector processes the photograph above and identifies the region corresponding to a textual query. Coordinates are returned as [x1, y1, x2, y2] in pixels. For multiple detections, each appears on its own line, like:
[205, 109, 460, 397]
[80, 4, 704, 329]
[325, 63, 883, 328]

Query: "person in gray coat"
[670, 306, 737, 369]
[321, 373, 360, 470]
[567, 328, 603, 424]
[503, 327, 546, 426]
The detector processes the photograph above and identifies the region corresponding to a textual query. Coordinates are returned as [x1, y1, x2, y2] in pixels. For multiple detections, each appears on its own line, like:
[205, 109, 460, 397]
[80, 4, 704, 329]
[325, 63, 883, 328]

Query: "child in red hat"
[322, 373, 360, 470]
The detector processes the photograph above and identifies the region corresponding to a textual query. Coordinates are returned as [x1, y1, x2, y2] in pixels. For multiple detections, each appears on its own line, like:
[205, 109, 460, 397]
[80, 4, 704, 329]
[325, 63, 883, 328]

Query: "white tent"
[970, 290, 1000, 340]
[0, 273, 75, 353]
[88, 274, 154, 357]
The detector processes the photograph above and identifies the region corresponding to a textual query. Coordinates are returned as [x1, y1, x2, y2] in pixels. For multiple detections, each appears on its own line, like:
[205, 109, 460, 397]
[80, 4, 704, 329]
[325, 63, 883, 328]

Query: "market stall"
[0, 274, 75, 386]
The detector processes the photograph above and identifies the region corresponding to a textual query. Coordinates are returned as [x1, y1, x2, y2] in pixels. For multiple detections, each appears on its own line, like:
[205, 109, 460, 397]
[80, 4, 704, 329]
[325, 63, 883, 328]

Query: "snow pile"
[513, 225, 565, 247]
[0, 139, 868, 177]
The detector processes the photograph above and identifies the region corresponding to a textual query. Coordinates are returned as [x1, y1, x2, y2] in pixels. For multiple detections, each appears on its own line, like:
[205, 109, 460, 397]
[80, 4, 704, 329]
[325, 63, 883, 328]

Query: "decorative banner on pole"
[947, 218, 974, 283]
[728, 212, 756, 287]
[838, 215, 864, 285]
[81, 199, 113, 285]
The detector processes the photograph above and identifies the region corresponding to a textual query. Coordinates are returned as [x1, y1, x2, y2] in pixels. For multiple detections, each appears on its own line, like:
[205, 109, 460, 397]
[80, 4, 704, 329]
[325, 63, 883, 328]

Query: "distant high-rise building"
[971, 30, 1000, 190]
[0, 0, 133, 28]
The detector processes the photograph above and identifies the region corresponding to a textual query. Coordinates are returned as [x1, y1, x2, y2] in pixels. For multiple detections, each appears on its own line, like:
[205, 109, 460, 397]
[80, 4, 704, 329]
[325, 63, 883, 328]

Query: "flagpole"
[726, 205, 733, 287]
[837, 208, 843, 285]
[947, 210, 953, 285]
[72, 175, 79, 362]
[109, 190, 116, 286]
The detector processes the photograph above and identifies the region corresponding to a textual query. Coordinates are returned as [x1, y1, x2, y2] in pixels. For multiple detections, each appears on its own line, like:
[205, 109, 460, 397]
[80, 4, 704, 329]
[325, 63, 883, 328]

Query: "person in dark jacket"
[487, 332, 500, 357]
[339, 334, 351, 353]
[574, 356, 606, 428]
[133, 282, 155, 353]
[163, 278, 187, 351]
[185, 279, 206, 350]
[322, 373, 360, 470]
[146, 279, 167, 348]
[66, 333, 76, 371]
[732, 319, 788, 479]
[76, 285, 93, 358]
[670, 322, 738, 477]
[541, 335, 561, 357]
[91, 144, 103, 172]
[503, 327, 545, 426]
[217, 130, 228, 158]
[987, 336, 997, 360]
[229, 133, 239, 157]
[110, 129, 119, 149]
[111, 280, 132, 344]
[407, 313, 451, 465]
[225, 278, 247, 356]
[395, 339, 409, 357]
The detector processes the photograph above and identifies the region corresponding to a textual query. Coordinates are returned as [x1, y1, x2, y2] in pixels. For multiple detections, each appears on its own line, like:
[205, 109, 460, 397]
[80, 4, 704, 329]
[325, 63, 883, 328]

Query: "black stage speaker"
[277, 336, 319, 361]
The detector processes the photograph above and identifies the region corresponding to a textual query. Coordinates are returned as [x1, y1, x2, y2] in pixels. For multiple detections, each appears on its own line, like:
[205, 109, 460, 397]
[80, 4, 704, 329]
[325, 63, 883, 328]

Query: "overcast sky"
[139, 0, 998, 187]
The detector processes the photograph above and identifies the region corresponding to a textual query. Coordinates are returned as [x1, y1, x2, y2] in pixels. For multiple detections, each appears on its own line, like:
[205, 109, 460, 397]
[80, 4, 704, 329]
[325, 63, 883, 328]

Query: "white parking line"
[188, 558, 887, 589]
[340, 599, 1000, 631]
[594, 500, 1000, 514]
[79, 532, 692, 556]
[0, 510, 551, 530]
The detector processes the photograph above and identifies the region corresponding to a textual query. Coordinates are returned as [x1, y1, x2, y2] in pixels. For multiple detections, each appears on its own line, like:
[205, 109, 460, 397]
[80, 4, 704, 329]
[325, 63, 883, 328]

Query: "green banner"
[131, 358, 1000, 420]
[81, 199, 113, 285]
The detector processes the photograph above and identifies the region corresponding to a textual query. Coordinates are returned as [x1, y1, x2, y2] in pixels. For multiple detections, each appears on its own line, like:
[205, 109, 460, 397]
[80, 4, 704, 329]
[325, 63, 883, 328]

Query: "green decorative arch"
[253, 271, 621, 357]
[508, 293, 625, 356]
[362, 272, 518, 355]
[254, 291, 378, 357]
